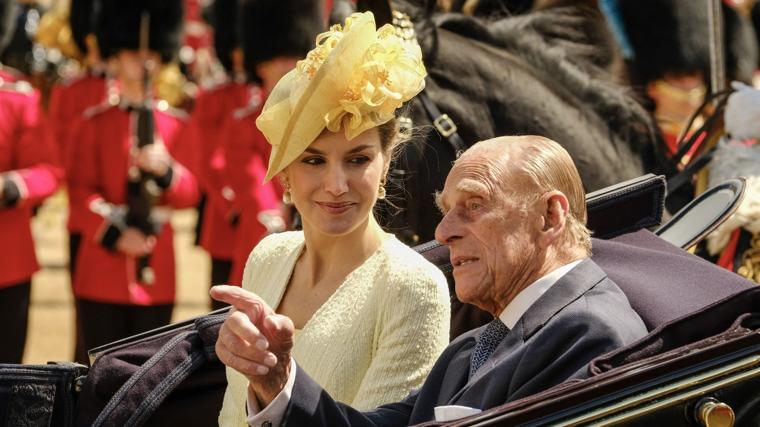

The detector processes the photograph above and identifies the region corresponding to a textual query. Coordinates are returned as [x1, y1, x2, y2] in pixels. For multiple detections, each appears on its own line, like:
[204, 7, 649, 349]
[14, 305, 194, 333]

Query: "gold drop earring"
[378, 177, 387, 200]
[281, 180, 292, 205]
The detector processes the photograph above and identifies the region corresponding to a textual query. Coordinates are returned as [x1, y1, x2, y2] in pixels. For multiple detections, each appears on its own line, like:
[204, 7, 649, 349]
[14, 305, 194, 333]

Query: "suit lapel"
[446, 260, 608, 405]
[438, 343, 475, 404]
[520, 259, 606, 339]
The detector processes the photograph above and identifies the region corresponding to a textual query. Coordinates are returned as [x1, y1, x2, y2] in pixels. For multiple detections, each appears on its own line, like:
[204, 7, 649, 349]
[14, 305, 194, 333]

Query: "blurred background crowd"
[2, 0, 760, 366]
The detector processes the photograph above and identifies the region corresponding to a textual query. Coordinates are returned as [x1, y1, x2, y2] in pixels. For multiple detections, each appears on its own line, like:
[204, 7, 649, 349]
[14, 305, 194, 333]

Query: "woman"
[219, 11, 450, 424]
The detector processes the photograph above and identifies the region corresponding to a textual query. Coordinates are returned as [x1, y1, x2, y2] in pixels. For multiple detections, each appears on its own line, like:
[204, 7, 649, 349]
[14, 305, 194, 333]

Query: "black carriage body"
[422, 288, 760, 426]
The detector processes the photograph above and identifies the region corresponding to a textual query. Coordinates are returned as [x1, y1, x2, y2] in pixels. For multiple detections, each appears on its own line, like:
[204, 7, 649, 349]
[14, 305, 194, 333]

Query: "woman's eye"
[302, 157, 325, 165]
[348, 155, 371, 165]
[468, 202, 482, 211]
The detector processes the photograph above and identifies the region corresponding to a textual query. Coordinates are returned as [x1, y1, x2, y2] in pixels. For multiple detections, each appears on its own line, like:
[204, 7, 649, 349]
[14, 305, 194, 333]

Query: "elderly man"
[212, 136, 647, 426]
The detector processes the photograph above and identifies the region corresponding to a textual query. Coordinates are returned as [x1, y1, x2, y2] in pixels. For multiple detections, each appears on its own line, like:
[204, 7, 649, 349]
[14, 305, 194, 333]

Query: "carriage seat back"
[592, 229, 754, 331]
[655, 178, 745, 249]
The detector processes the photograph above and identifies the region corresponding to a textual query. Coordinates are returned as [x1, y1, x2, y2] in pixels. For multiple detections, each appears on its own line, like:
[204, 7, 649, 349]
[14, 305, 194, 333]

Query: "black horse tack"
[369, 0, 662, 244]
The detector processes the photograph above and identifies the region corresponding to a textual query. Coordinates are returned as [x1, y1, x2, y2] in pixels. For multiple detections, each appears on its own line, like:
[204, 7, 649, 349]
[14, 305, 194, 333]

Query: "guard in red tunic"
[0, 0, 64, 363]
[222, 88, 282, 286]
[47, 0, 110, 363]
[0, 82, 63, 363]
[222, 0, 324, 285]
[49, 0, 110, 281]
[67, 0, 200, 352]
[185, 0, 249, 308]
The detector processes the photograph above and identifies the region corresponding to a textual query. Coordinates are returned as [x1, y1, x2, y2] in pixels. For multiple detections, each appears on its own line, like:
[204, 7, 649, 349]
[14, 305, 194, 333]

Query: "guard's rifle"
[125, 13, 161, 285]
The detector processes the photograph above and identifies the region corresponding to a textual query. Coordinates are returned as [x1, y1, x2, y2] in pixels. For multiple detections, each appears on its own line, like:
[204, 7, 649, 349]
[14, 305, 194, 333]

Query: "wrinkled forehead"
[442, 155, 504, 201]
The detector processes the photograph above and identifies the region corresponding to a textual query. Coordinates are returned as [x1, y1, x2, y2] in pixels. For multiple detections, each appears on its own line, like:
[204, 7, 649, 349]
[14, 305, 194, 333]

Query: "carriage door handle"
[695, 397, 735, 427]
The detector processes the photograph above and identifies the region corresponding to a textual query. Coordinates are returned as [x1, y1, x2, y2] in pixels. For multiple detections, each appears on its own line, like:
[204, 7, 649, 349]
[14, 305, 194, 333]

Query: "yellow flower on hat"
[256, 11, 427, 181]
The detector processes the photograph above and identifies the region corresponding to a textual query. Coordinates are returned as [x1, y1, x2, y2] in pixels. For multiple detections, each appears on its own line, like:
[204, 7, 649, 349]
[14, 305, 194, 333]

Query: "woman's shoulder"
[247, 231, 304, 263]
[376, 236, 448, 292]
[241, 231, 303, 292]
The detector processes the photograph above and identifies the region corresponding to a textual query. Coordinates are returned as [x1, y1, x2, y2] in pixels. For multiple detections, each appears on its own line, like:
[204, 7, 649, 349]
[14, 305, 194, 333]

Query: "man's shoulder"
[543, 275, 647, 344]
[520, 258, 646, 343]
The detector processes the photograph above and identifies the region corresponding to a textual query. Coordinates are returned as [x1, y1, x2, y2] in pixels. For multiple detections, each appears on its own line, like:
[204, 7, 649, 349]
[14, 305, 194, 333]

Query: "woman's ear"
[277, 170, 290, 188]
[382, 150, 392, 176]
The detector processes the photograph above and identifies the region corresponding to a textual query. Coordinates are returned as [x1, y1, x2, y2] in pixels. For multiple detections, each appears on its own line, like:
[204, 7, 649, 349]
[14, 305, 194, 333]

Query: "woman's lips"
[316, 201, 356, 214]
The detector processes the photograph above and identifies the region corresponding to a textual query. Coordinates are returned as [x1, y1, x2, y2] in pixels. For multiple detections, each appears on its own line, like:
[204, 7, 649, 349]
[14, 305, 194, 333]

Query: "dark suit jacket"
[282, 259, 647, 426]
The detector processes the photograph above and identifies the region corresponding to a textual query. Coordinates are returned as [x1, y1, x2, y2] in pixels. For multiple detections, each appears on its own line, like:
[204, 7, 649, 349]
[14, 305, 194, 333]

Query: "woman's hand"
[211, 285, 295, 407]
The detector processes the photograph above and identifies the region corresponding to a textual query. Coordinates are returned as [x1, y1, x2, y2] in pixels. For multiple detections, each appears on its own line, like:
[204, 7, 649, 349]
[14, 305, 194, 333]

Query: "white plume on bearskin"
[706, 84, 760, 255]
[725, 82, 760, 141]
[707, 142, 760, 255]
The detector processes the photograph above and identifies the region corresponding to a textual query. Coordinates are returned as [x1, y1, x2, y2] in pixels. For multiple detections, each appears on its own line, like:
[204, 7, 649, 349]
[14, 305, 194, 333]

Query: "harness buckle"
[433, 114, 458, 137]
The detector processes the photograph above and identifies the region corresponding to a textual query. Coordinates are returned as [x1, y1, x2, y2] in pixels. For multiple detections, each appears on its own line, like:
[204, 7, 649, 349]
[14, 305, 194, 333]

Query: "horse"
[335, 0, 662, 244]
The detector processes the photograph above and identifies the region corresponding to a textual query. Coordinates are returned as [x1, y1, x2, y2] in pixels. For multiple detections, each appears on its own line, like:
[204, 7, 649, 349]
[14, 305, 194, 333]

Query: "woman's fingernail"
[256, 365, 269, 375]
[255, 339, 268, 350]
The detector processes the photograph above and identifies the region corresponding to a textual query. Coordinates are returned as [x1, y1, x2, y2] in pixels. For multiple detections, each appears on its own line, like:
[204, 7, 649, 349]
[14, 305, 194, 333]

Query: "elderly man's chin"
[453, 268, 488, 306]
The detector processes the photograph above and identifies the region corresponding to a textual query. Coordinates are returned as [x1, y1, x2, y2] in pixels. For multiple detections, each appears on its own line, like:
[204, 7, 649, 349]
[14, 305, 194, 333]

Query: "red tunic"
[185, 80, 250, 260]
[48, 73, 109, 234]
[0, 66, 27, 84]
[69, 103, 200, 305]
[0, 82, 64, 287]
[222, 89, 282, 285]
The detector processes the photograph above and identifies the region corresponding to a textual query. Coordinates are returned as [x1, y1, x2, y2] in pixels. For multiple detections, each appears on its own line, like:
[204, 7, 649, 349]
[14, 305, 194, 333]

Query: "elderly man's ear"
[537, 191, 569, 247]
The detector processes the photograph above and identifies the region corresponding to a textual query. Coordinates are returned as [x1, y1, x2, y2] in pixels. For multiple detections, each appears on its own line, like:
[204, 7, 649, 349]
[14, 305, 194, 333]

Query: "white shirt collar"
[498, 259, 584, 329]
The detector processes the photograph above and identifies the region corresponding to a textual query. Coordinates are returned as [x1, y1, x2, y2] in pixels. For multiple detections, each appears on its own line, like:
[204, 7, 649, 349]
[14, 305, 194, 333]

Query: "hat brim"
[257, 13, 378, 182]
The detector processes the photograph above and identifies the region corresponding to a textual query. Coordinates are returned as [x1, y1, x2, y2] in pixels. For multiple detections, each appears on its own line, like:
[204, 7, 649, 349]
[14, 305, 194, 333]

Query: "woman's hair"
[377, 118, 401, 154]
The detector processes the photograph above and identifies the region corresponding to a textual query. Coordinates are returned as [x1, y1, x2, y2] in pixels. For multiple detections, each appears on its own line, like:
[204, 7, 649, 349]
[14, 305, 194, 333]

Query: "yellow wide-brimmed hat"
[256, 11, 427, 181]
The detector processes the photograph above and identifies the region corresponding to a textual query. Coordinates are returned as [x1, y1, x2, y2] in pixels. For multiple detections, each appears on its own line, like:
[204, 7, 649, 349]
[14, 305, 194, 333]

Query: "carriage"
[1, 171, 758, 426]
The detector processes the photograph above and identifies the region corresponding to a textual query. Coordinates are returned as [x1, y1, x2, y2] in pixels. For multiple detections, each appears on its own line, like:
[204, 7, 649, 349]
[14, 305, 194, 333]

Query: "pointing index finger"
[210, 285, 273, 323]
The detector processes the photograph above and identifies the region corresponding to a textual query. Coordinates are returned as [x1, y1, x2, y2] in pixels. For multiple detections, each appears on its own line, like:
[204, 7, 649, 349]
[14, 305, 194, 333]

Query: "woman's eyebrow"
[347, 144, 373, 154]
[303, 144, 374, 155]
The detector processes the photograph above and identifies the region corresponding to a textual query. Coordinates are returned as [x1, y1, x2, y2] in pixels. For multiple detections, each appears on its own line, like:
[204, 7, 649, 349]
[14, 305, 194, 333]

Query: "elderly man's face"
[435, 151, 541, 314]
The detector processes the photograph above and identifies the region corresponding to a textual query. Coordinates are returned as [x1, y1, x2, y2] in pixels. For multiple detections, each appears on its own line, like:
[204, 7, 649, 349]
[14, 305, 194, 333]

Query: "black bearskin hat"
[469, 0, 533, 17]
[619, 0, 758, 84]
[239, 0, 324, 82]
[69, 0, 95, 55]
[211, 0, 239, 74]
[723, 2, 758, 84]
[95, 0, 184, 63]
[0, 0, 17, 55]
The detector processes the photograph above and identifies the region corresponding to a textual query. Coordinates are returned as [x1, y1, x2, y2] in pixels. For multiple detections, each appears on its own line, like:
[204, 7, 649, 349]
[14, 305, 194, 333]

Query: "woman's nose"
[324, 164, 349, 196]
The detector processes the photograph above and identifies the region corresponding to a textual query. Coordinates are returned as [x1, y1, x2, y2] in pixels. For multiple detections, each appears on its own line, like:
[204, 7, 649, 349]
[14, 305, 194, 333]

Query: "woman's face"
[283, 128, 389, 237]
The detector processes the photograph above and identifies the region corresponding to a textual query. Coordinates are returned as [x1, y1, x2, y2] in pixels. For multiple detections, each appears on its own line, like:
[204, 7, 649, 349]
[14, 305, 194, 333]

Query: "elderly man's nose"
[324, 165, 349, 196]
[435, 212, 460, 244]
